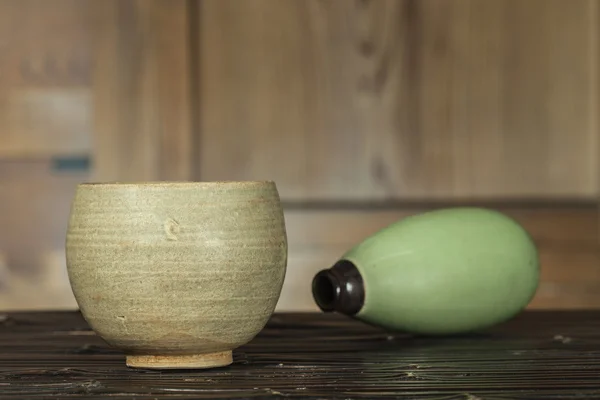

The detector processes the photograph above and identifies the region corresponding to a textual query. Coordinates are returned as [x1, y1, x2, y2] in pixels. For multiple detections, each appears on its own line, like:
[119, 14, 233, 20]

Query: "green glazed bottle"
[312, 208, 539, 335]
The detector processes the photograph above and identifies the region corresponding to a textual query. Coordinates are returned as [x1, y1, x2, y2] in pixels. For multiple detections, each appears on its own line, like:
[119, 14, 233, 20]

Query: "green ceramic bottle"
[312, 208, 539, 335]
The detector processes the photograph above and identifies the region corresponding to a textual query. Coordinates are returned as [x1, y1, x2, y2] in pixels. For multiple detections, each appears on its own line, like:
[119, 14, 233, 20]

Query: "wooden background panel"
[0, 160, 84, 310]
[412, 0, 598, 198]
[277, 207, 600, 311]
[93, 0, 193, 182]
[284, 207, 599, 249]
[198, 0, 409, 201]
[0, 0, 92, 158]
[197, 0, 597, 201]
[0, 0, 93, 310]
[280, 250, 600, 311]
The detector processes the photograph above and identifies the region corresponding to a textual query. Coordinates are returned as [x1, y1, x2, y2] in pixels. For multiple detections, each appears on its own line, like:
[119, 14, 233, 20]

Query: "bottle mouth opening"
[312, 271, 340, 312]
[312, 260, 365, 316]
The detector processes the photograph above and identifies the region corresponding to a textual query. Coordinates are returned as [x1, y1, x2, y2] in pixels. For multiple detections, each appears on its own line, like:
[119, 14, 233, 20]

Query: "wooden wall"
[1, 0, 598, 312]
[0, 0, 93, 310]
[282, 207, 599, 310]
[198, 0, 598, 202]
[93, 0, 193, 182]
[0, 0, 92, 159]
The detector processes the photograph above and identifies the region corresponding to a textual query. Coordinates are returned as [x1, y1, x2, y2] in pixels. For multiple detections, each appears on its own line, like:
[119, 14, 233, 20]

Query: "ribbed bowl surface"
[66, 181, 287, 355]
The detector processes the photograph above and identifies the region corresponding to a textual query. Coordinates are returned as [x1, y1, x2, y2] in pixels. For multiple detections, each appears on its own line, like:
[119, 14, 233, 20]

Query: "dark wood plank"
[279, 206, 600, 311]
[1, 311, 600, 398]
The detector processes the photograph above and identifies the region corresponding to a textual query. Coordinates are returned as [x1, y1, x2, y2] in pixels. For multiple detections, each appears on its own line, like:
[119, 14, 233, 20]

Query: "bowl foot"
[126, 351, 233, 369]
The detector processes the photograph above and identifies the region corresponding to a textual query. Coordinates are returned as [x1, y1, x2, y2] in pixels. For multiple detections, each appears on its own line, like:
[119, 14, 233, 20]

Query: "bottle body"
[314, 208, 539, 335]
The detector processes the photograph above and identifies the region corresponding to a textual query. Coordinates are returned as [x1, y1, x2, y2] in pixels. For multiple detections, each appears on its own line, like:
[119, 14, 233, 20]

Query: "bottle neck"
[312, 260, 365, 316]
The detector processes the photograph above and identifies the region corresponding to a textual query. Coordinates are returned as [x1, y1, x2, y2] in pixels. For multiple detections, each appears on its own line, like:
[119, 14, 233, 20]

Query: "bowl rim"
[78, 180, 275, 187]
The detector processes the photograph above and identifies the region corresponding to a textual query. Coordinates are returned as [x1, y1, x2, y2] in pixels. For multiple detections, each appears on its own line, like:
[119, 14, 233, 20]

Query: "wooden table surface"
[1, 311, 600, 399]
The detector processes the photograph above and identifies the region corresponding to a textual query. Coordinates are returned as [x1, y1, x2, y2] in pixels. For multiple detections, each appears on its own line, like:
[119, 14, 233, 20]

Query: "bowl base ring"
[126, 351, 233, 369]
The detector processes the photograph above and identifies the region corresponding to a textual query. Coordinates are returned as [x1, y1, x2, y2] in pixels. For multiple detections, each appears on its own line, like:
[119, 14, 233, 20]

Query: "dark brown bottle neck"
[312, 260, 365, 316]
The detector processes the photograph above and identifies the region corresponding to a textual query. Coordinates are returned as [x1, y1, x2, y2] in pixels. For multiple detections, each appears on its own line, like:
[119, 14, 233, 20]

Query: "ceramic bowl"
[66, 181, 287, 369]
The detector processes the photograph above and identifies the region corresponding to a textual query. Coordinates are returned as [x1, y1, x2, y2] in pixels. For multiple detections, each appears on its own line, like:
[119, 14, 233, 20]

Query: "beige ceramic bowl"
[66, 181, 287, 369]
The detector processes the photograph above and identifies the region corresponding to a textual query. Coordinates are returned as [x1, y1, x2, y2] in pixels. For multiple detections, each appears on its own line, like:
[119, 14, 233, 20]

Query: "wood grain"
[0, 0, 92, 158]
[0, 161, 84, 311]
[278, 207, 600, 311]
[198, 0, 405, 200]
[2, 311, 600, 398]
[197, 0, 598, 201]
[93, 0, 193, 182]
